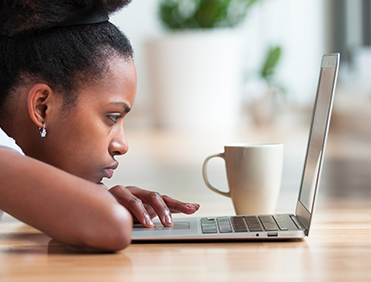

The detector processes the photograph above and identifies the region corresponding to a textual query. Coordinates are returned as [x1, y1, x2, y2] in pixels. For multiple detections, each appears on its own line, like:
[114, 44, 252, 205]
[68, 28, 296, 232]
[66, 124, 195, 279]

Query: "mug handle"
[202, 153, 231, 198]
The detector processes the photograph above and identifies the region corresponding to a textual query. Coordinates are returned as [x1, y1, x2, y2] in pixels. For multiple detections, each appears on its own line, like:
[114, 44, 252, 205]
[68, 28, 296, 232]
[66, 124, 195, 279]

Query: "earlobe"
[39, 123, 47, 138]
[27, 84, 53, 128]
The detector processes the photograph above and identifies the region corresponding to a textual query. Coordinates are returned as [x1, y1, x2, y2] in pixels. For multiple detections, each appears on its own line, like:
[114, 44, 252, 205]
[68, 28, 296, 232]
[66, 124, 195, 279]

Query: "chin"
[95, 177, 104, 184]
[80, 174, 102, 184]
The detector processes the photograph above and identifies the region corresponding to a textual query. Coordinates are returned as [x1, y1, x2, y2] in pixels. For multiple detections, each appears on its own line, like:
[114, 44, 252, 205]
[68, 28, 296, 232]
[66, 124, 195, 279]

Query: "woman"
[0, 0, 199, 252]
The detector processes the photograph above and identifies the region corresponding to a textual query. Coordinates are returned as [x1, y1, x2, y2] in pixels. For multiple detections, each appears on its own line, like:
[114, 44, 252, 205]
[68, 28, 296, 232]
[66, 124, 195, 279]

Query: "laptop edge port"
[267, 232, 278, 237]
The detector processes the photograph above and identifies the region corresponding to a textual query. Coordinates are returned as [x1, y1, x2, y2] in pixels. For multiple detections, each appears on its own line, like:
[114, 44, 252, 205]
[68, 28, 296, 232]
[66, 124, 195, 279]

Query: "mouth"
[102, 162, 119, 179]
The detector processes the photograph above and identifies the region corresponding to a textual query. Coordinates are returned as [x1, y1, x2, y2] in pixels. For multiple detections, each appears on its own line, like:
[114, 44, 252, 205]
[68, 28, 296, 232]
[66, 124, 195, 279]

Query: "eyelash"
[108, 115, 122, 123]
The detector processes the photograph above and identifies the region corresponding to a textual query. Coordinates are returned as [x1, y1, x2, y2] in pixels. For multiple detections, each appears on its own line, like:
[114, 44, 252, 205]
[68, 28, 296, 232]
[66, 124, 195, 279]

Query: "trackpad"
[133, 222, 190, 231]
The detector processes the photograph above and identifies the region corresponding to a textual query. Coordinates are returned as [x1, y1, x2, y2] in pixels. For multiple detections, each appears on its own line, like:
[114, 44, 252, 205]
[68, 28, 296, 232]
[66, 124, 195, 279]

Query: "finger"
[143, 191, 174, 227]
[162, 195, 200, 214]
[109, 186, 154, 227]
[127, 187, 174, 227]
[142, 203, 157, 219]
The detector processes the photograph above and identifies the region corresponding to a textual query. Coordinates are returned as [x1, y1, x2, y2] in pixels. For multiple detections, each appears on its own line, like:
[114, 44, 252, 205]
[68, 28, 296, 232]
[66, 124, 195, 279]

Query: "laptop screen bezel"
[295, 53, 340, 235]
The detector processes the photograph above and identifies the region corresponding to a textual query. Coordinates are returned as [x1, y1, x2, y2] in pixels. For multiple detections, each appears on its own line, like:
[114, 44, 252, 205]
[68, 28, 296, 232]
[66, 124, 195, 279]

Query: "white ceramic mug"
[202, 143, 284, 215]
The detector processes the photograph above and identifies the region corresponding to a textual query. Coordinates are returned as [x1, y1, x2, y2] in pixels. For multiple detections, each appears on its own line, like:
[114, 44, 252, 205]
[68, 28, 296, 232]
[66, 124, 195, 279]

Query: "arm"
[109, 185, 200, 227]
[0, 148, 132, 252]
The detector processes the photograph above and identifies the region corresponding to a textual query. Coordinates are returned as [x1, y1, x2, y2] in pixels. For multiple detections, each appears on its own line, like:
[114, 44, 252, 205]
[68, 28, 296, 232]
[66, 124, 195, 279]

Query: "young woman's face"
[41, 58, 137, 183]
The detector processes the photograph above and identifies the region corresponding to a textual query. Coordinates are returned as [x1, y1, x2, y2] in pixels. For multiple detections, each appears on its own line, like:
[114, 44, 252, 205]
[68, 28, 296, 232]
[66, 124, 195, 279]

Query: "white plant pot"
[146, 29, 243, 133]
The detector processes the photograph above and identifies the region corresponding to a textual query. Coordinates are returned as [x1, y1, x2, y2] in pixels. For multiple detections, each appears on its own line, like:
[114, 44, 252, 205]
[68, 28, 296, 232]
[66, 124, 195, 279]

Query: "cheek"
[59, 108, 103, 142]
[47, 115, 109, 176]
[66, 119, 108, 157]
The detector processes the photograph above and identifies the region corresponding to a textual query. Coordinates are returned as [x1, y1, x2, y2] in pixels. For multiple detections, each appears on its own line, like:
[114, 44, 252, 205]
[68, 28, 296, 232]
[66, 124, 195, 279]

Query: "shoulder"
[0, 128, 24, 156]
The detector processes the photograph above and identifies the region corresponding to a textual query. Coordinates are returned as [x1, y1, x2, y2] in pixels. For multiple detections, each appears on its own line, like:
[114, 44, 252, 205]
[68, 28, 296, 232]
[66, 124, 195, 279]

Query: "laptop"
[131, 53, 340, 241]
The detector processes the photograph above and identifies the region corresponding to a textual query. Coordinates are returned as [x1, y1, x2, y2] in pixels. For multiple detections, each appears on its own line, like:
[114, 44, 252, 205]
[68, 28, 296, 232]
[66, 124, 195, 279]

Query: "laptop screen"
[298, 57, 338, 213]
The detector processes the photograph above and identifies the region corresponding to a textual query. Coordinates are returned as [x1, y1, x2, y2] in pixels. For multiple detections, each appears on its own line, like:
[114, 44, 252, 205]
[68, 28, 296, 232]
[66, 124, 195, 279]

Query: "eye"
[108, 115, 122, 123]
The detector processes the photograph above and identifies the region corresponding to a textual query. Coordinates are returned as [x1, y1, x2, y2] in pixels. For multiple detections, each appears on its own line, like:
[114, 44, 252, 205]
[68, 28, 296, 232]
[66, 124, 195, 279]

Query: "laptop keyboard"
[201, 215, 289, 234]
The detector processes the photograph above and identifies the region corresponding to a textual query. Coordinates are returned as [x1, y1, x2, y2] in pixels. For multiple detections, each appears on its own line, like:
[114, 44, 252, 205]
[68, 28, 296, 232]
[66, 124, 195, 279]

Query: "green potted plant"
[245, 45, 286, 125]
[159, 0, 260, 29]
[146, 0, 260, 133]
[260, 46, 284, 92]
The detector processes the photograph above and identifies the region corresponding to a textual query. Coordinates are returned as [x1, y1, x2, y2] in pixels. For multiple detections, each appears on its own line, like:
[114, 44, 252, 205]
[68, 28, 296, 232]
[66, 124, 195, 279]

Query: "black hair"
[0, 0, 133, 114]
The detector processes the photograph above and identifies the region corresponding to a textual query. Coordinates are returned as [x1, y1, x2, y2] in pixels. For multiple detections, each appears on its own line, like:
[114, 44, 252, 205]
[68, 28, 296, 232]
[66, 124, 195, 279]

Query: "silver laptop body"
[132, 53, 340, 241]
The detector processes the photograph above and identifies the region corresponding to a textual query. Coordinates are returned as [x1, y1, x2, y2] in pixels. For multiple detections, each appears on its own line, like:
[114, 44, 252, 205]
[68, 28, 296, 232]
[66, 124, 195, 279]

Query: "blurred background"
[2, 0, 370, 224]
[110, 0, 371, 136]
[2, 0, 371, 223]
[100, 0, 371, 214]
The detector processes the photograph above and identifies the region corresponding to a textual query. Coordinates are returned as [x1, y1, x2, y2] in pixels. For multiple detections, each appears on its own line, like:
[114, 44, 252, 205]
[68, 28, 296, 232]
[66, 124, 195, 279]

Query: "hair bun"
[0, 0, 131, 36]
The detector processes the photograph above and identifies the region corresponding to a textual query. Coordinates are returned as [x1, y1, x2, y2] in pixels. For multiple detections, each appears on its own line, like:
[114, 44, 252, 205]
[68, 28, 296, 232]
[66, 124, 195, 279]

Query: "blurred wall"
[111, 0, 328, 128]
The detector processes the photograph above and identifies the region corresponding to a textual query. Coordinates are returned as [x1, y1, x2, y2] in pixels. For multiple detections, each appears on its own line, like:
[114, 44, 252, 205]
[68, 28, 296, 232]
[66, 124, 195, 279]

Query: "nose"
[109, 127, 129, 156]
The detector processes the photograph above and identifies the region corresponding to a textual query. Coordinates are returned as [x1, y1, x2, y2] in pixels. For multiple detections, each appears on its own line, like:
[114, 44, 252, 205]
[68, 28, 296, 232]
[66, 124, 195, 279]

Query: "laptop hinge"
[290, 215, 307, 235]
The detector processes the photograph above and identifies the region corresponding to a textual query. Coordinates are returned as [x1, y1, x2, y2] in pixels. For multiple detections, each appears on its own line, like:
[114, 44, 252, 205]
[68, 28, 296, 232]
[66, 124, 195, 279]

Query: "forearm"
[0, 148, 132, 252]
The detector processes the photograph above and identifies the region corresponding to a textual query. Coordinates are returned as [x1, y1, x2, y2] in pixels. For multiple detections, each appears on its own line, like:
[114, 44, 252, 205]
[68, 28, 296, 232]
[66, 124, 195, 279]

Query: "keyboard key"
[273, 215, 288, 231]
[217, 218, 233, 233]
[259, 215, 279, 231]
[245, 216, 263, 232]
[232, 216, 248, 232]
[231, 216, 248, 232]
[201, 218, 218, 233]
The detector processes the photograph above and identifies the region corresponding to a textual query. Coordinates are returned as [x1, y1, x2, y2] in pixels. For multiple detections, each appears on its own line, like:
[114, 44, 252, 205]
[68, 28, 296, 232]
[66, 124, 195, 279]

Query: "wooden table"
[1, 128, 371, 282]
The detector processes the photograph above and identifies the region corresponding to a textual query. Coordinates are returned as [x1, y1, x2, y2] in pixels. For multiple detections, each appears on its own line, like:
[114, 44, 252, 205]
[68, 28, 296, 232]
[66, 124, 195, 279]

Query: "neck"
[0, 92, 39, 156]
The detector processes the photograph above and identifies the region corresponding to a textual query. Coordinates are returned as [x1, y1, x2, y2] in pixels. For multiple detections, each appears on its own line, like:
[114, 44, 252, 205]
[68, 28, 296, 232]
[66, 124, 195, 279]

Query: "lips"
[103, 162, 119, 179]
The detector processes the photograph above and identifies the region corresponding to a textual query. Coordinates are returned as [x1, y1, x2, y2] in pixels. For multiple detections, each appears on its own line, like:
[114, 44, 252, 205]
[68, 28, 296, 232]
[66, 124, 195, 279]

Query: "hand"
[108, 185, 200, 227]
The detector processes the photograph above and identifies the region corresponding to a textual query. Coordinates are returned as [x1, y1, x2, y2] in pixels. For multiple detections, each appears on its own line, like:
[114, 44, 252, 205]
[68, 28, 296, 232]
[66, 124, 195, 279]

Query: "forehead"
[78, 57, 137, 107]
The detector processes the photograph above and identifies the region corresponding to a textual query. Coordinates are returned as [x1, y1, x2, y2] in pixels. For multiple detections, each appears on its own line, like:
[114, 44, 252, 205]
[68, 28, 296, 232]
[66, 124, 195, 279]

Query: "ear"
[27, 83, 55, 128]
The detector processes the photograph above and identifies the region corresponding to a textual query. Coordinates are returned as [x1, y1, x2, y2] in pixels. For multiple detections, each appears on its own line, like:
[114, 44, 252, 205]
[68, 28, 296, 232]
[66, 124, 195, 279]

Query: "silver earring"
[39, 124, 47, 138]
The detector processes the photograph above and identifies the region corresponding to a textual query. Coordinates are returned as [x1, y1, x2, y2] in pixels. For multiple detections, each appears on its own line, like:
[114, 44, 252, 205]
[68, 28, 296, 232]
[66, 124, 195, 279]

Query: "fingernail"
[145, 215, 154, 227]
[165, 215, 173, 225]
[186, 203, 199, 210]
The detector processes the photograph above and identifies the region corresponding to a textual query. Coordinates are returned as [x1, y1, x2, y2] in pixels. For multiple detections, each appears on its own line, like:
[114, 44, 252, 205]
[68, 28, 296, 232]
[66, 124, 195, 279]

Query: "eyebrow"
[109, 102, 131, 113]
